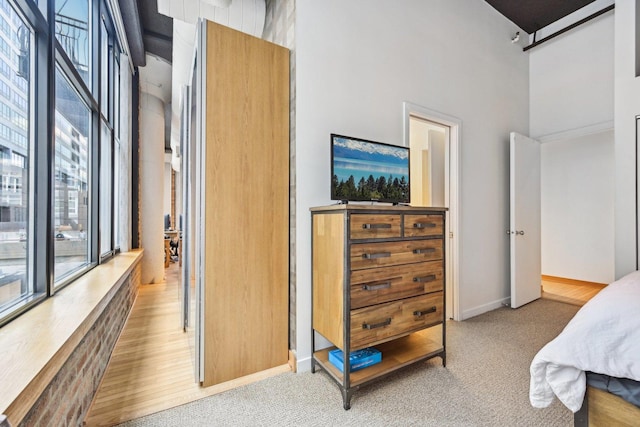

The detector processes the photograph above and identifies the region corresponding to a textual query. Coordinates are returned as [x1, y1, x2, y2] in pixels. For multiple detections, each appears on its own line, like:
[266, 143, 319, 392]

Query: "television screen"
[331, 134, 410, 204]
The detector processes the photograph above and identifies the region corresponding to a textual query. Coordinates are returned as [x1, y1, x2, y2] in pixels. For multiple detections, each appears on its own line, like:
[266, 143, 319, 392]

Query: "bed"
[529, 270, 640, 426]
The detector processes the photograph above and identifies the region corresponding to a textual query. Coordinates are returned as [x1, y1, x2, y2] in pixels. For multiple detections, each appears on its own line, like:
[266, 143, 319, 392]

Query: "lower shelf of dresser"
[312, 325, 444, 388]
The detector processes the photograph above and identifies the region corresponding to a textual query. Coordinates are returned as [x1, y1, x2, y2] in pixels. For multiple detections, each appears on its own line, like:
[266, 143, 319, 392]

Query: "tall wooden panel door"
[198, 20, 289, 387]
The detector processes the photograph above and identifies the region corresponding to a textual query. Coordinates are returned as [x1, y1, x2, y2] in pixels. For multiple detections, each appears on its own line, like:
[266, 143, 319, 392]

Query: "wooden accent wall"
[201, 21, 289, 387]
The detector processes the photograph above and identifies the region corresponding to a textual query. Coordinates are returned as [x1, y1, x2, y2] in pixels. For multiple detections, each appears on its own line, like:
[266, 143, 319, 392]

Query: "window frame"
[0, 0, 48, 324]
[52, 63, 95, 288]
[0, 0, 130, 326]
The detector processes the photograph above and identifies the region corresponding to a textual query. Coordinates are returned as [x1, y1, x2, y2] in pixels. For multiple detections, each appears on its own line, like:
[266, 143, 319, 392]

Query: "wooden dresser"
[311, 204, 447, 409]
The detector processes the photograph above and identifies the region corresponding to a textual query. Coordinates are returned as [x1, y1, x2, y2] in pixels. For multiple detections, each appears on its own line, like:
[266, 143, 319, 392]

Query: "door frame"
[403, 102, 461, 321]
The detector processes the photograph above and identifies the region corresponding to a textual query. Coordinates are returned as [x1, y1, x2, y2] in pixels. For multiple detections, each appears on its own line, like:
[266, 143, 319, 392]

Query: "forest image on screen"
[331, 135, 409, 203]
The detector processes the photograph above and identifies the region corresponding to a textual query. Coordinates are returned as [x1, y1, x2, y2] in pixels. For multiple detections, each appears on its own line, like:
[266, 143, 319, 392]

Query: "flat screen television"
[331, 133, 410, 204]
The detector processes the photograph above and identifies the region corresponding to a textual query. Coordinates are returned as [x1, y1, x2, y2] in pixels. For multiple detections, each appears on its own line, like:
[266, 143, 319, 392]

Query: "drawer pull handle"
[362, 223, 392, 229]
[413, 274, 437, 283]
[362, 282, 392, 291]
[362, 318, 392, 330]
[413, 222, 437, 229]
[362, 252, 391, 260]
[413, 248, 436, 254]
[413, 307, 437, 317]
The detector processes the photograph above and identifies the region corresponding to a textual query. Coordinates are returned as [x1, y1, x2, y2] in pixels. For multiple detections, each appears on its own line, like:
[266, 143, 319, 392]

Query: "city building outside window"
[53, 67, 90, 282]
[0, 0, 32, 315]
[0, 0, 129, 325]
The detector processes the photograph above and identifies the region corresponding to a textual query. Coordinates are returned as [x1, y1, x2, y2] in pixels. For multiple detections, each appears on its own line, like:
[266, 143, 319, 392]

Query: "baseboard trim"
[541, 275, 606, 287]
[296, 353, 313, 373]
[462, 297, 511, 320]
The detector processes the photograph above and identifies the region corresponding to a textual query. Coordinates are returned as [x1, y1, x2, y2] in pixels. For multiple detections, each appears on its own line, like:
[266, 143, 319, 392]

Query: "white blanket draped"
[529, 270, 640, 412]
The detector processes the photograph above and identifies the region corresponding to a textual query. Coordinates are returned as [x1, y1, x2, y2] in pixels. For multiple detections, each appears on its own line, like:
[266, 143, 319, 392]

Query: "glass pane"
[38, 0, 48, 20]
[54, 0, 90, 87]
[100, 18, 107, 116]
[0, 2, 32, 312]
[99, 119, 111, 256]
[113, 139, 119, 249]
[113, 52, 119, 134]
[54, 67, 89, 281]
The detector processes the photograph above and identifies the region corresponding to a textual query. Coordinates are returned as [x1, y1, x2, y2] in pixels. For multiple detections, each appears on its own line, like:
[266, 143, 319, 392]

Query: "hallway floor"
[541, 276, 606, 306]
[84, 263, 289, 426]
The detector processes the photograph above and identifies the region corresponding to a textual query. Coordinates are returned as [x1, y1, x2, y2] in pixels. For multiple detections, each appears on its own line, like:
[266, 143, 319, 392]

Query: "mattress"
[586, 372, 640, 408]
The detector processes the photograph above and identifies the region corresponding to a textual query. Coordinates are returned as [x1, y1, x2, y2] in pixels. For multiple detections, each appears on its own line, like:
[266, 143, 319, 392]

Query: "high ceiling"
[120, 0, 607, 154]
[484, 0, 597, 34]
[124, 0, 604, 66]
[138, 0, 173, 63]
[118, 0, 173, 67]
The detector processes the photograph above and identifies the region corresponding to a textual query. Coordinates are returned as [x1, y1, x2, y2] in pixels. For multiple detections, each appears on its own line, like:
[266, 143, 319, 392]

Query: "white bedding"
[529, 270, 640, 412]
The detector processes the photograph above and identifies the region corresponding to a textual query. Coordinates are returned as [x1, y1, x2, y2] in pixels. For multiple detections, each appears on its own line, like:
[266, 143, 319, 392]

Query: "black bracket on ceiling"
[523, 4, 614, 52]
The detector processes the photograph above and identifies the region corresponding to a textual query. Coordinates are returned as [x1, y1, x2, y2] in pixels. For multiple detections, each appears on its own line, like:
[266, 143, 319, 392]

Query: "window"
[0, 0, 132, 326]
[0, 15, 9, 37]
[0, 80, 9, 99]
[113, 138, 120, 248]
[100, 16, 108, 117]
[53, 67, 90, 282]
[0, 1, 32, 315]
[54, 0, 90, 87]
[0, 58, 10, 77]
[0, 123, 9, 140]
[11, 152, 24, 168]
[99, 119, 111, 257]
[98, 1, 120, 258]
[11, 129, 26, 148]
[0, 100, 8, 118]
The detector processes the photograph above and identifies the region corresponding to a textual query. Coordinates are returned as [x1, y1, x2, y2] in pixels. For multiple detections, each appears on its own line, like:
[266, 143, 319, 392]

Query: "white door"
[510, 132, 541, 308]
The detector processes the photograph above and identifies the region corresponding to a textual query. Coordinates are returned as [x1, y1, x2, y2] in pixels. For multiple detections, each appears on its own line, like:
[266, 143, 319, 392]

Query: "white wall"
[529, 12, 614, 138]
[295, 0, 529, 371]
[541, 131, 614, 283]
[614, 0, 640, 279]
[528, 10, 615, 283]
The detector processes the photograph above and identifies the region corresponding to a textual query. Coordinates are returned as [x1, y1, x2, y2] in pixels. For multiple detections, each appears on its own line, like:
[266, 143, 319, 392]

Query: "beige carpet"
[118, 299, 578, 427]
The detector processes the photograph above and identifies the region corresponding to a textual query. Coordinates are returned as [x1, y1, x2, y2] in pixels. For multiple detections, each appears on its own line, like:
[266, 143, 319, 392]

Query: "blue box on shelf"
[328, 347, 382, 373]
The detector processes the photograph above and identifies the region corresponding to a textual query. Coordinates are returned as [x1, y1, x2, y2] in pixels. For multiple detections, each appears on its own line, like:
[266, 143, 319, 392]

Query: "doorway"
[403, 102, 460, 320]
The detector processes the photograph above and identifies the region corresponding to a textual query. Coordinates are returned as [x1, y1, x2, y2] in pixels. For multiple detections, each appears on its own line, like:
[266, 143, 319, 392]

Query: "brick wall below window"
[18, 263, 140, 427]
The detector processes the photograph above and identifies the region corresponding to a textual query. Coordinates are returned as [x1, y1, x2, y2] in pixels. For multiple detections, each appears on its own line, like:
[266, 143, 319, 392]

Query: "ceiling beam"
[117, 0, 146, 67]
[143, 32, 173, 63]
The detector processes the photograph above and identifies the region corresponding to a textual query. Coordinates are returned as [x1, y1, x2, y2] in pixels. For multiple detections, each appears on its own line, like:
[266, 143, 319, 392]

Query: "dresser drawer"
[350, 239, 443, 270]
[350, 292, 444, 350]
[350, 261, 443, 309]
[350, 214, 401, 240]
[404, 214, 443, 237]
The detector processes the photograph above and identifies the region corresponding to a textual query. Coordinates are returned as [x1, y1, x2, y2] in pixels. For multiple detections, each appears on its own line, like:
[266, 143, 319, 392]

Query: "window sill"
[0, 249, 143, 423]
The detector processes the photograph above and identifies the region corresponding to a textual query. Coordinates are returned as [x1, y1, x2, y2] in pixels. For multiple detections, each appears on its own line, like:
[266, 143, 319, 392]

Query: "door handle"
[516, 230, 525, 235]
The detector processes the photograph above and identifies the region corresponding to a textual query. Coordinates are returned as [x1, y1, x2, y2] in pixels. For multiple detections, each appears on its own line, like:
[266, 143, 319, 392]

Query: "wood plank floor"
[84, 263, 290, 427]
[541, 276, 606, 306]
